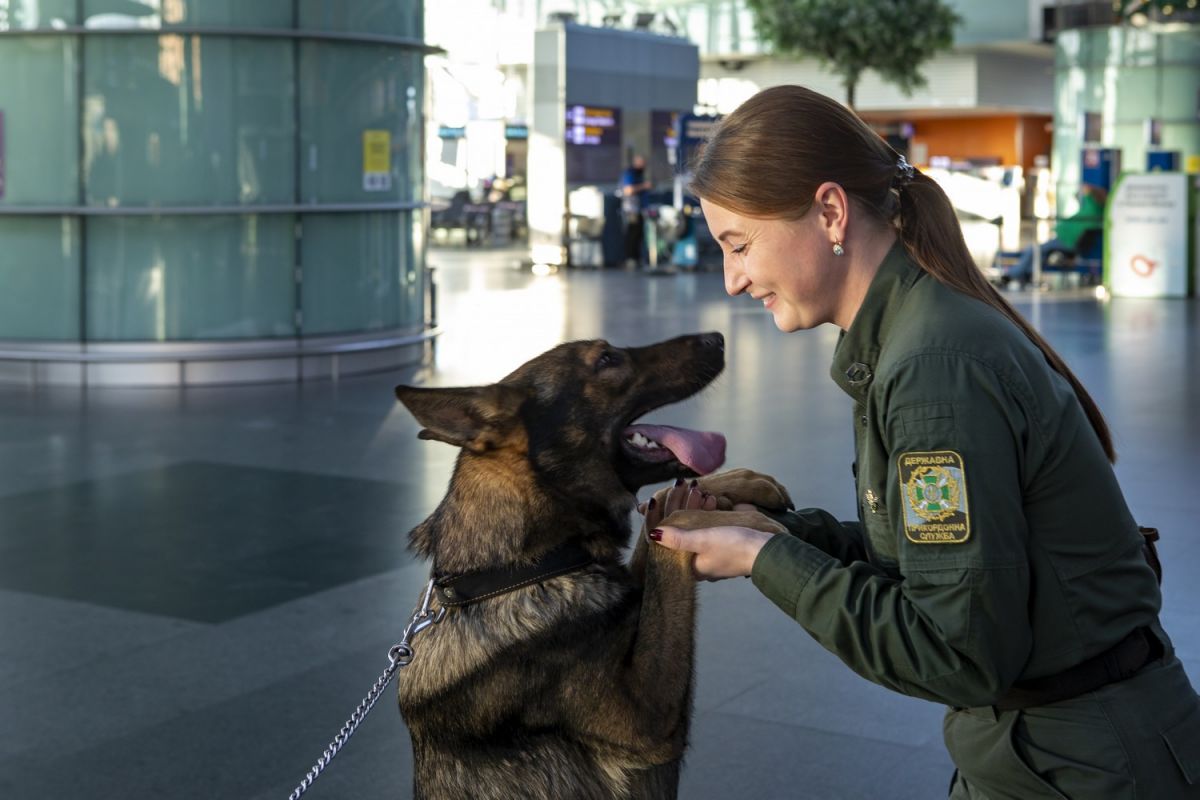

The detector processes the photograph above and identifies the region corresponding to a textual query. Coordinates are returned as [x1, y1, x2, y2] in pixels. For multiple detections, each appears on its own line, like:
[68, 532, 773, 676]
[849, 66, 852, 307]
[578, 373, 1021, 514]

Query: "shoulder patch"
[898, 450, 970, 544]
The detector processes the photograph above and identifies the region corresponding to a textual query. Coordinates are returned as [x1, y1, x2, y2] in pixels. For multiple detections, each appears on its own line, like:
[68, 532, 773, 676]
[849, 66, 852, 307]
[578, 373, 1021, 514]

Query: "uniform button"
[859, 415, 868, 426]
[845, 363, 873, 385]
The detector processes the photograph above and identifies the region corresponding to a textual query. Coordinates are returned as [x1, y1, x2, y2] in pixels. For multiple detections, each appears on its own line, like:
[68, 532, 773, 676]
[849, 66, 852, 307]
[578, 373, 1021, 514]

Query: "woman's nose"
[724, 262, 749, 297]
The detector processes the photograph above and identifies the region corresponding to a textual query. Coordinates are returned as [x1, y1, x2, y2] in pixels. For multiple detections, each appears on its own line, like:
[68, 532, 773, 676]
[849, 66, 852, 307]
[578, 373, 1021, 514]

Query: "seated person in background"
[1010, 183, 1106, 284]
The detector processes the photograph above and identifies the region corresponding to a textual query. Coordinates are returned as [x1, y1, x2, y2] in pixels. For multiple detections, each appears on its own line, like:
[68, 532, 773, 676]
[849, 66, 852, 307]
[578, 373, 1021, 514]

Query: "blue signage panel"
[564, 105, 620, 146]
[1082, 147, 1121, 192]
[564, 104, 622, 184]
[676, 113, 720, 175]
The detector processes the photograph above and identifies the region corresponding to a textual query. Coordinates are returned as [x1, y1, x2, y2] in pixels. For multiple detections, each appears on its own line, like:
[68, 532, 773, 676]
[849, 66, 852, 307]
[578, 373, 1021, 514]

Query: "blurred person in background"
[621, 153, 652, 267]
[1009, 183, 1107, 285]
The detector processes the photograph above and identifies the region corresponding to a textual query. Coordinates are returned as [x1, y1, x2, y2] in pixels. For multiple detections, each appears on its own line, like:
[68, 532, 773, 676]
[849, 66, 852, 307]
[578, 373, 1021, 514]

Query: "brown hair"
[689, 85, 1115, 462]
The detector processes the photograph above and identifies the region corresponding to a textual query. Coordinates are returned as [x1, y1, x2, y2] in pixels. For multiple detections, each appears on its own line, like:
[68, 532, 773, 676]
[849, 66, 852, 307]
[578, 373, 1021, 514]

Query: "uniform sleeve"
[762, 508, 868, 566]
[751, 353, 1034, 708]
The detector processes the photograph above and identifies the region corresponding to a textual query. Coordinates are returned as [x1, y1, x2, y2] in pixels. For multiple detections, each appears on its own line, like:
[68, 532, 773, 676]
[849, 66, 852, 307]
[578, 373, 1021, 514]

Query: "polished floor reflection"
[1, 247, 1197, 799]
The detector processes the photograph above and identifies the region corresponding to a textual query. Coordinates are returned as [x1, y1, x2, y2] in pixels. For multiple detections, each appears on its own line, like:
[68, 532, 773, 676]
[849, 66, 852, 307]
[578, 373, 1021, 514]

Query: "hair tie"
[893, 155, 915, 189]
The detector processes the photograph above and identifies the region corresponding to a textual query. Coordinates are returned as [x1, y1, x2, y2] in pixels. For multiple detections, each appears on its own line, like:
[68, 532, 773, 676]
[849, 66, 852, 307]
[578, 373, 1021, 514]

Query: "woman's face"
[701, 199, 843, 332]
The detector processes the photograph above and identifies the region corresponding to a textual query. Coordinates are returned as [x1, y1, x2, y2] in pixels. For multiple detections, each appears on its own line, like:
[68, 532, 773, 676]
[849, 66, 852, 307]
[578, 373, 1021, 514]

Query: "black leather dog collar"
[433, 541, 595, 608]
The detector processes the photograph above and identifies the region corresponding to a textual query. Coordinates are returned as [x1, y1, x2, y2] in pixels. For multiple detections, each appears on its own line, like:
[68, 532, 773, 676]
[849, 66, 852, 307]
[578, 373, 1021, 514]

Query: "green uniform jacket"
[751, 241, 1160, 709]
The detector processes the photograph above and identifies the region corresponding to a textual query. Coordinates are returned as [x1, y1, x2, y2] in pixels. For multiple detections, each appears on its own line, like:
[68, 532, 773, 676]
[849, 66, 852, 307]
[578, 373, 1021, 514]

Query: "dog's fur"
[394, 333, 777, 800]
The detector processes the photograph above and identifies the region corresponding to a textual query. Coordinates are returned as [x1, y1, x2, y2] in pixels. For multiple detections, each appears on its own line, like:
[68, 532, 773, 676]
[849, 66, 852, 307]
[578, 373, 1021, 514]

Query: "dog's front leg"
[616, 483, 710, 759]
[629, 537, 698, 753]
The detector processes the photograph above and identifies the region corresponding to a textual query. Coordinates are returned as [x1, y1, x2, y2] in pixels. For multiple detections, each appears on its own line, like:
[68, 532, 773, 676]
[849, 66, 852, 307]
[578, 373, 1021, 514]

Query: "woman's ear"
[813, 181, 849, 244]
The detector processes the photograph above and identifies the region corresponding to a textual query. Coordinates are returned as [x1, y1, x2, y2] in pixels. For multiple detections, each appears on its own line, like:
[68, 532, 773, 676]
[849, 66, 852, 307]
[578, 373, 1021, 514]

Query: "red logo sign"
[1130, 254, 1157, 277]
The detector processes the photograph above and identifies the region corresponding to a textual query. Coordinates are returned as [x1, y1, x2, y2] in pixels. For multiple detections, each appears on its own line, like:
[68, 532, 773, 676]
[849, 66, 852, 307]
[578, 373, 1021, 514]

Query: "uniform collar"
[830, 240, 924, 401]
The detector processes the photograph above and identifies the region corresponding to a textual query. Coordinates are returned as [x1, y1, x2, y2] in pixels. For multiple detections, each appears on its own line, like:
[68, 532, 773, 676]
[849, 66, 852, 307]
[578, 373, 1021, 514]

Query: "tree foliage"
[744, 0, 961, 108]
[1116, 0, 1190, 19]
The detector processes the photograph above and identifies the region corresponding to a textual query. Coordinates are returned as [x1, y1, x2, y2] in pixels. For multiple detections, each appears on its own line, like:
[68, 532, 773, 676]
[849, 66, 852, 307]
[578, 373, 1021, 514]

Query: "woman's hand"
[639, 478, 785, 581]
[641, 478, 720, 529]
[638, 468, 793, 516]
[651, 520, 777, 581]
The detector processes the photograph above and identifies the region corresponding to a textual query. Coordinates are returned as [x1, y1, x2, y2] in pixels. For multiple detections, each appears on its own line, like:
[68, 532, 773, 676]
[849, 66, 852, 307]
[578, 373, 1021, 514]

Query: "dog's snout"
[698, 332, 724, 352]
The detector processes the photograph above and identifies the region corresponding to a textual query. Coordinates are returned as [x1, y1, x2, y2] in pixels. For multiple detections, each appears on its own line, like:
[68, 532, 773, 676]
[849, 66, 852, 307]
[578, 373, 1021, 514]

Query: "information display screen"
[565, 104, 622, 184]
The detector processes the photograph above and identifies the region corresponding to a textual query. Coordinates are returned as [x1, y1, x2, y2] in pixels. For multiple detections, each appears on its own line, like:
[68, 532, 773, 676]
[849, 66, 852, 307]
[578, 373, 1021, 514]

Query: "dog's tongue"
[626, 424, 727, 475]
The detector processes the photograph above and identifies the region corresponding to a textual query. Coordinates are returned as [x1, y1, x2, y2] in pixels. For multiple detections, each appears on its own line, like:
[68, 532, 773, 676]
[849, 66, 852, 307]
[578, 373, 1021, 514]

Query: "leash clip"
[390, 577, 446, 666]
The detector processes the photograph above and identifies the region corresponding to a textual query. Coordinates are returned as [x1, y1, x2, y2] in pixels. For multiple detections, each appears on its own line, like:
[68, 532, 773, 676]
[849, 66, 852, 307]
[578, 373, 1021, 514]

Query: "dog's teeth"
[627, 432, 660, 450]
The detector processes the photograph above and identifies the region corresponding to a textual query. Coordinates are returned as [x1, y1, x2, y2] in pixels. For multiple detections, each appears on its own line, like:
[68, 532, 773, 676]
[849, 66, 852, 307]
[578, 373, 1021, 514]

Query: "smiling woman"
[643, 84, 1200, 799]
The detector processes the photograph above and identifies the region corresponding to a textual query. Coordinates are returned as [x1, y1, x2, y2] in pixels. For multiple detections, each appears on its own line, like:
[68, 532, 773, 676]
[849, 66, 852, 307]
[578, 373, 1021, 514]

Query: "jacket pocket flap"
[1162, 703, 1200, 784]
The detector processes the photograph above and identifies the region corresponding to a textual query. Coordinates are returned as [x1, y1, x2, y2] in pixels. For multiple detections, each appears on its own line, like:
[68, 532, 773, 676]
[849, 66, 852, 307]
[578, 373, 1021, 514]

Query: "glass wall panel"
[86, 215, 295, 340]
[1111, 27, 1159, 67]
[0, 217, 80, 339]
[300, 212, 420, 335]
[1162, 29, 1200, 62]
[1112, 67, 1157, 121]
[298, 43, 419, 204]
[298, 0, 422, 40]
[946, 0, 1030, 46]
[83, 35, 294, 207]
[1053, 26, 1200, 218]
[1160, 65, 1200, 121]
[83, 0, 291, 30]
[405, 206, 423, 325]
[0, 0, 76, 30]
[0, 37, 78, 205]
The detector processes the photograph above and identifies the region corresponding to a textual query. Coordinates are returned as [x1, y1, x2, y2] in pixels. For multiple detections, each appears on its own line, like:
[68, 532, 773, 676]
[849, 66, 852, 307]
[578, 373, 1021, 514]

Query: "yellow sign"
[1185, 154, 1200, 175]
[362, 130, 391, 191]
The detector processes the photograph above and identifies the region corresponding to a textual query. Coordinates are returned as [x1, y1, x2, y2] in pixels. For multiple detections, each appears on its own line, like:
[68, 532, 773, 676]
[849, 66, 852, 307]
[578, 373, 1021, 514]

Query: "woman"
[647, 85, 1200, 798]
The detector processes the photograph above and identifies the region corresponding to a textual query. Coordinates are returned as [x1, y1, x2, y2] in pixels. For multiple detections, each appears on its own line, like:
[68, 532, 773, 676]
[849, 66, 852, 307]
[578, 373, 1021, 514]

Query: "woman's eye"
[731, 243, 747, 255]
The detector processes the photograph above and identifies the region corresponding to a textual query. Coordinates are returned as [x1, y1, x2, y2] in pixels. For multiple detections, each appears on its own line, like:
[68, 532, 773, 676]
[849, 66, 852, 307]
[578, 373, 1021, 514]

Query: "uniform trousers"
[947, 644, 1200, 799]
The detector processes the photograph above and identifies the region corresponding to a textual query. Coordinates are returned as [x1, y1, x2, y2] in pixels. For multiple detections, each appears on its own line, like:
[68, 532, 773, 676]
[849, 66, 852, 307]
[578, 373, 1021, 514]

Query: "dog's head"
[395, 333, 726, 560]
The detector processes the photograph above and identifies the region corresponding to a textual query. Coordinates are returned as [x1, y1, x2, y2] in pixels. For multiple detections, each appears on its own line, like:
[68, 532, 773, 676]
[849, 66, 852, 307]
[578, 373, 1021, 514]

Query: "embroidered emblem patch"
[898, 450, 970, 544]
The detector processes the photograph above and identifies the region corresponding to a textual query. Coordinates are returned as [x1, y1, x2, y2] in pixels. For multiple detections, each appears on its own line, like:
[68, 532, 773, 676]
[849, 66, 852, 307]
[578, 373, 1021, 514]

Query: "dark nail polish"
[649, 529, 663, 542]
[674, 477, 685, 487]
[647, 497, 657, 510]
[689, 479, 699, 489]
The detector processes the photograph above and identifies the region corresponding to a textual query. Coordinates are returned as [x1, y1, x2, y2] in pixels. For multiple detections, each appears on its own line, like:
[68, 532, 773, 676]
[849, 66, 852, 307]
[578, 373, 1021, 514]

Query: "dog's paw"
[695, 468, 793, 512]
[659, 508, 788, 535]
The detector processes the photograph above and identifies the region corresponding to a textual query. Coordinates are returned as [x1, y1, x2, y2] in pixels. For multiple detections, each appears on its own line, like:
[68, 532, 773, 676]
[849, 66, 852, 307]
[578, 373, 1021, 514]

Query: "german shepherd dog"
[393, 333, 786, 800]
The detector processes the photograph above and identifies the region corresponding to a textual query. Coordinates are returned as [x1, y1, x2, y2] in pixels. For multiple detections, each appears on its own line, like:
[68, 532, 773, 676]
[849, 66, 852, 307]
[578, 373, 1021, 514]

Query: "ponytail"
[896, 173, 1116, 462]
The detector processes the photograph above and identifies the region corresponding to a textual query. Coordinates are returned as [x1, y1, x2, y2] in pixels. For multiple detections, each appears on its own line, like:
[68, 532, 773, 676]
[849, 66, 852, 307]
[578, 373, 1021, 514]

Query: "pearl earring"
[832, 241, 845, 256]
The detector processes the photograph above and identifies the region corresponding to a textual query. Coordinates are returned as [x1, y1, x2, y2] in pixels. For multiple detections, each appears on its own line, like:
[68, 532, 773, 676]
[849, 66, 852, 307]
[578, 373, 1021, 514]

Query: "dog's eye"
[595, 351, 621, 371]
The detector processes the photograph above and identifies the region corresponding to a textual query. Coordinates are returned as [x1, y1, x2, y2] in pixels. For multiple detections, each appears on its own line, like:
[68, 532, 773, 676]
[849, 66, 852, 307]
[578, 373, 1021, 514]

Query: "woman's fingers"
[640, 479, 720, 526]
[649, 524, 775, 581]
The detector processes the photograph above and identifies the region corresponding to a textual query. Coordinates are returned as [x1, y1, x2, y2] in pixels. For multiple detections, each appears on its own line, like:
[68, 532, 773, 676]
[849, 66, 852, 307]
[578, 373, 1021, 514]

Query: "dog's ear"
[394, 384, 523, 453]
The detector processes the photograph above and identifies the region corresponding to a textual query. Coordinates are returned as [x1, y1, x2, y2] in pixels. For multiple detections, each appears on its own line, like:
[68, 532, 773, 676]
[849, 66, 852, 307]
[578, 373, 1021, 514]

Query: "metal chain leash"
[288, 577, 445, 800]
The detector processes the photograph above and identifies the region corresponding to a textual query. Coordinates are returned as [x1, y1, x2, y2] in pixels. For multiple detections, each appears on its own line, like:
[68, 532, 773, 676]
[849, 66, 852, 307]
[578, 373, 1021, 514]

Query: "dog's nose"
[698, 332, 724, 352]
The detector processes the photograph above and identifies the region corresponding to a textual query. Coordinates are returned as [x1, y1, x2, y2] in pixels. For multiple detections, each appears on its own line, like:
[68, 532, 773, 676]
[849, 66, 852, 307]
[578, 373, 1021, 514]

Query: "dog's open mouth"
[622, 424, 726, 475]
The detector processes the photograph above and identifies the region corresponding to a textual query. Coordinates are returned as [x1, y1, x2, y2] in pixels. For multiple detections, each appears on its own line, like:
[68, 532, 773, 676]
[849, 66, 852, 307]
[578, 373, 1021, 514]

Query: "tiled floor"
[1, 246, 1197, 799]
